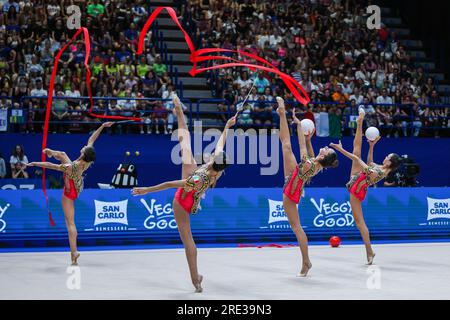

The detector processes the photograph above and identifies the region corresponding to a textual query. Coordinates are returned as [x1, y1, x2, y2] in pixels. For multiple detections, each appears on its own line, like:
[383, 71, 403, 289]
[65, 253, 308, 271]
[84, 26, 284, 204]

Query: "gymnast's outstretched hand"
[225, 113, 238, 129]
[329, 140, 343, 151]
[131, 187, 149, 196]
[367, 136, 381, 146]
[102, 122, 114, 128]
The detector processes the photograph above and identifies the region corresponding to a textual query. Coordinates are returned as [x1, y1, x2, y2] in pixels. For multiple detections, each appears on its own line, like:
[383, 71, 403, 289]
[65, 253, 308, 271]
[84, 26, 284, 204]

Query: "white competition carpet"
[1, 242, 449, 300]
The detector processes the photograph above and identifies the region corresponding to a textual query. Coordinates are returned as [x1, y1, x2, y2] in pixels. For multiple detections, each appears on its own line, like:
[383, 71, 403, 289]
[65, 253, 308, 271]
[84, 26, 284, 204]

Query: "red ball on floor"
[329, 236, 341, 248]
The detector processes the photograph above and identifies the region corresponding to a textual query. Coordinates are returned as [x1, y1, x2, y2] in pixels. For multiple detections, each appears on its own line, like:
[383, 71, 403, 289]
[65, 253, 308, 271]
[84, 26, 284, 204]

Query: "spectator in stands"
[0, 0, 447, 137]
[254, 72, 270, 95]
[234, 71, 252, 90]
[136, 55, 150, 78]
[152, 100, 168, 134]
[117, 88, 136, 133]
[0, 152, 6, 178]
[10, 145, 28, 179]
[51, 90, 69, 133]
[237, 102, 253, 128]
[87, 0, 105, 20]
[410, 103, 423, 137]
[0, 93, 12, 109]
[65, 83, 81, 108]
[152, 55, 167, 77]
[252, 95, 272, 127]
[376, 89, 394, 105]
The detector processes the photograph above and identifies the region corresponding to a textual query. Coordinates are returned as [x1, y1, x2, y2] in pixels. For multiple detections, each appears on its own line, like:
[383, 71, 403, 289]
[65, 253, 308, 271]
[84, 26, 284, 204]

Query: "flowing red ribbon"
[42, 6, 310, 226]
[43, 27, 141, 226]
[137, 6, 310, 105]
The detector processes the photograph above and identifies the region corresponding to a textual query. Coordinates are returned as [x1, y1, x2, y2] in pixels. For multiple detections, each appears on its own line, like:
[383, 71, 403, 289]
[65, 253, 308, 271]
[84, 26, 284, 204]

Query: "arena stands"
[0, 0, 448, 138]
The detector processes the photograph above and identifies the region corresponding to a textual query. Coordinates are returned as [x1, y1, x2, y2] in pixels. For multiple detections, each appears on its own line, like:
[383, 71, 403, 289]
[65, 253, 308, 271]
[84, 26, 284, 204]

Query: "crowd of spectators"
[0, 0, 180, 135]
[182, 0, 449, 137]
[0, 0, 449, 137]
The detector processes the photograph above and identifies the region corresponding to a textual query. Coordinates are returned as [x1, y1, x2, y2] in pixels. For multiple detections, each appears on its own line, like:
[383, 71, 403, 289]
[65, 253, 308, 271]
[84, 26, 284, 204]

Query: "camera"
[392, 155, 420, 187]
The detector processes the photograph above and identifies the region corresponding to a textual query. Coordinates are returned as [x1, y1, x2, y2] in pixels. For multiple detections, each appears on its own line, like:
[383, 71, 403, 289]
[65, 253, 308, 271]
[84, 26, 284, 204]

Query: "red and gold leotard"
[60, 162, 84, 201]
[346, 165, 385, 201]
[175, 165, 212, 214]
[283, 156, 316, 204]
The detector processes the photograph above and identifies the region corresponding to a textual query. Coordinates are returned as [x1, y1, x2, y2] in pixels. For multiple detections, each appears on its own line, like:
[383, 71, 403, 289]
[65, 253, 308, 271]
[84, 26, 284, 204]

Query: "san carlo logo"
[0, 203, 10, 233]
[85, 200, 132, 232]
[310, 198, 354, 228]
[262, 199, 291, 230]
[421, 197, 450, 226]
[141, 198, 177, 230]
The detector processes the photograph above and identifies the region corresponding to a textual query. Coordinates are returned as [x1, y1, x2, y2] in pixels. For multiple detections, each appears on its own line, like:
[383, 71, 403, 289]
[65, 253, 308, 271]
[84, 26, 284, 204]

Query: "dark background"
[383, 0, 450, 81]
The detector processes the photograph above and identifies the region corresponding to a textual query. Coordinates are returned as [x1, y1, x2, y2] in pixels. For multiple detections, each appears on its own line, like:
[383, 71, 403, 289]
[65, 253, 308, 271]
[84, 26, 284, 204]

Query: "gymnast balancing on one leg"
[329, 108, 401, 265]
[27, 122, 114, 265]
[132, 95, 237, 293]
[276, 97, 339, 277]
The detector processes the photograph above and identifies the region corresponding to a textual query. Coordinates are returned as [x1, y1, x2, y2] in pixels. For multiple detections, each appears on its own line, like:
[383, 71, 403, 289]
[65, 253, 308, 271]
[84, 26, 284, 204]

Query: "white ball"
[300, 119, 315, 135]
[365, 127, 380, 141]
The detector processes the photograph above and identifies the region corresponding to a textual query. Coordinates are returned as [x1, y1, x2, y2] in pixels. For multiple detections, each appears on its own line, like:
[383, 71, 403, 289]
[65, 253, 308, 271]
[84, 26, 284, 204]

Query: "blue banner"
[0, 179, 46, 190]
[0, 188, 449, 247]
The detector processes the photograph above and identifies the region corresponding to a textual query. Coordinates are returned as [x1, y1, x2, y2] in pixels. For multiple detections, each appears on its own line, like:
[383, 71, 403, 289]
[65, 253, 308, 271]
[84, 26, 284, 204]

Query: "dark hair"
[318, 151, 339, 169]
[211, 151, 229, 172]
[388, 153, 401, 171]
[82, 146, 96, 163]
[13, 145, 24, 161]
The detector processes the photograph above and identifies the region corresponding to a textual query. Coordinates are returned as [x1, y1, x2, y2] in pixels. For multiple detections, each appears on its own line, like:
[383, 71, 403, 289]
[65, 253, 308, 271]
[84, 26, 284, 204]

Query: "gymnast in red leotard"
[330, 108, 401, 265]
[132, 94, 237, 293]
[27, 122, 113, 265]
[276, 97, 339, 277]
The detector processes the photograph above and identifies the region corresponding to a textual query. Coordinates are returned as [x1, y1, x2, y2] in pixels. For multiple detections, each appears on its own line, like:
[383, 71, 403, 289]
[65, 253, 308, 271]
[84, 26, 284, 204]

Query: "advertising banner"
[0, 188, 449, 246]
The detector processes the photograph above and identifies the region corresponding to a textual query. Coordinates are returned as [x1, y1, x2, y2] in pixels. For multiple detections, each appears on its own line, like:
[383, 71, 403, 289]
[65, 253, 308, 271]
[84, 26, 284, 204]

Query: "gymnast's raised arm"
[86, 122, 114, 147]
[367, 136, 381, 166]
[330, 141, 370, 171]
[214, 113, 238, 155]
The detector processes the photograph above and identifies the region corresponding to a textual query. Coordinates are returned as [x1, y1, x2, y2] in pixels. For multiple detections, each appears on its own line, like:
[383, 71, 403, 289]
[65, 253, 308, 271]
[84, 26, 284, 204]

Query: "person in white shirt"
[117, 89, 136, 117]
[349, 87, 364, 105]
[376, 89, 393, 105]
[46, 1, 60, 18]
[234, 71, 253, 90]
[10, 145, 29, 179]
[257, 30, 270, 48]
[64, 83, 81, 108]
[269, 30, 283, 49]
[30, 79, 47, 97]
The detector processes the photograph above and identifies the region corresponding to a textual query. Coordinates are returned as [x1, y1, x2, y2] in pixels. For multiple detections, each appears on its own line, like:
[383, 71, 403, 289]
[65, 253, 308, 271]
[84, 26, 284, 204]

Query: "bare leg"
[62, 195, 79, 265]
[173, 200, 203, 292]
[283, 195, 312, 276]
[350, 194, 375, 264]
[351, 109, 365, 176]
[174, 98, 197, 179]
[277, 102, 297, 176]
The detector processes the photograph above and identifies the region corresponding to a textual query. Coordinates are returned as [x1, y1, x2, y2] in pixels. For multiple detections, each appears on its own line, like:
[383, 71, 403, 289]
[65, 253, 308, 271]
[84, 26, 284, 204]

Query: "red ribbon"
[137, 6, 310, 105]
[42, 6, 311, 225]
[43, 27, 141, 226]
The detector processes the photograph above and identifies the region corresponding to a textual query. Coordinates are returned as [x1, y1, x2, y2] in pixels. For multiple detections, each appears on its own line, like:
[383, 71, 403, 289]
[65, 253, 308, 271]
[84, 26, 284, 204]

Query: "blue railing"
[151, 26, 181, 97]
[1, 96, 449, 135]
